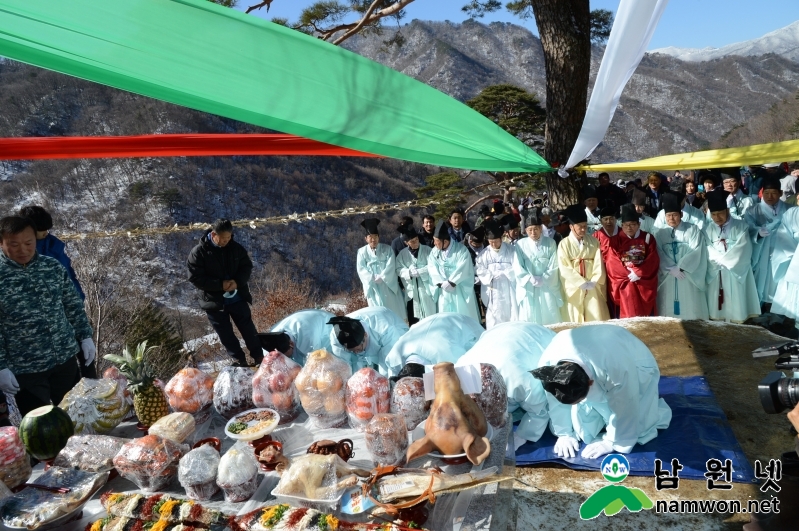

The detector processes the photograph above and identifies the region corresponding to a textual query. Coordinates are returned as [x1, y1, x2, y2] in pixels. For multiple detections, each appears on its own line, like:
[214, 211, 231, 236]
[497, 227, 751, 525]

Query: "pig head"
[406, 362, 491, 465]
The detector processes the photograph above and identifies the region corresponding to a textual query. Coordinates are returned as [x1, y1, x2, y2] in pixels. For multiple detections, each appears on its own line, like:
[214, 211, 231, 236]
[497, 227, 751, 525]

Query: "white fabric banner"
[562, 0, 670, 174]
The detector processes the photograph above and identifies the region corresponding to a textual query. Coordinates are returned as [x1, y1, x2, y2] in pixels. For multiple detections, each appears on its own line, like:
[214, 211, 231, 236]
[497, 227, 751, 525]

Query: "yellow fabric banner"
[577, 139, 799, 172]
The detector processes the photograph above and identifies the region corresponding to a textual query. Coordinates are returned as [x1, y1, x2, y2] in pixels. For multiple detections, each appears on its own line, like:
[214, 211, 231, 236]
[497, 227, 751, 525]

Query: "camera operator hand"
[787, 402, 799, 434]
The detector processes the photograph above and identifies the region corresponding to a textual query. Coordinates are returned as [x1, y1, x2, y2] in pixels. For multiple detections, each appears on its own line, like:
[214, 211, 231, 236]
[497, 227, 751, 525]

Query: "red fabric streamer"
[0, 134, 382, 160]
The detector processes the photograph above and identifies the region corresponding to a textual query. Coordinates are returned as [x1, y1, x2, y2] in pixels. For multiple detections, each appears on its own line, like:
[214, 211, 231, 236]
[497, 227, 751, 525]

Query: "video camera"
[756, 341, 799, 414]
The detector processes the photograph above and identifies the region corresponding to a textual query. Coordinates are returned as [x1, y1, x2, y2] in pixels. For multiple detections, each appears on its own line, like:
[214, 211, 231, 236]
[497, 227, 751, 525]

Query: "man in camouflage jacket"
[0, 216, 95, 417]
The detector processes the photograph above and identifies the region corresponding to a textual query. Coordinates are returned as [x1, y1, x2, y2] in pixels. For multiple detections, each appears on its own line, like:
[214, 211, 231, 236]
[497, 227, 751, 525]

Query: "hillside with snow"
[650, 20, 799, 62]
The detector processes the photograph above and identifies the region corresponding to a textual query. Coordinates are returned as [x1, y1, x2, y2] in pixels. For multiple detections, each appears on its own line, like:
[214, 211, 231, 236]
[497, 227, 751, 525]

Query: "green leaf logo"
[579, 485, 654, 520]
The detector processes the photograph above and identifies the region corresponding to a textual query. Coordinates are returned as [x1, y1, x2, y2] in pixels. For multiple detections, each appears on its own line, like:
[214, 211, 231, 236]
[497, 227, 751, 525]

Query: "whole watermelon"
[19, 405, 75, 460]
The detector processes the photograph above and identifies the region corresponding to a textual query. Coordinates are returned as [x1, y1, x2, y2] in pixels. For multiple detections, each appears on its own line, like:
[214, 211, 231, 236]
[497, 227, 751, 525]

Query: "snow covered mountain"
[651, 20, 799, 62]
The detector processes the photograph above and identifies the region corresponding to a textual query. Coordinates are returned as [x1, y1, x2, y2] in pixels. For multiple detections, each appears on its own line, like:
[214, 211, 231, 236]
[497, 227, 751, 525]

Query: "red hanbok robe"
[595, 226, 621, 319]
[606, 230, 660, 318]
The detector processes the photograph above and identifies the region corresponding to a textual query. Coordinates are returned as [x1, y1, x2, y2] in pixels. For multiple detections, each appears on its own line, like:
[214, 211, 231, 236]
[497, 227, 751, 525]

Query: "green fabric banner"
[0, 0, 551, 173]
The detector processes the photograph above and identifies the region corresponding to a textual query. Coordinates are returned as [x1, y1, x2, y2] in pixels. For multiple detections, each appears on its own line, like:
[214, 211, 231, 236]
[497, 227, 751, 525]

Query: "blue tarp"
[515, 376, 756, 483]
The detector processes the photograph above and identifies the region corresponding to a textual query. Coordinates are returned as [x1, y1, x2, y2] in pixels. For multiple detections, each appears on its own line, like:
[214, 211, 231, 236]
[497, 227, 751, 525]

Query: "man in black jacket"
[187, 219, 262, 366]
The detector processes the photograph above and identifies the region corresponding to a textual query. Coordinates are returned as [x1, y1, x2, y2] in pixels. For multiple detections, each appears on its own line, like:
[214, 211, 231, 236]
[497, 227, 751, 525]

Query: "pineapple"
[104, 341, 169, 427]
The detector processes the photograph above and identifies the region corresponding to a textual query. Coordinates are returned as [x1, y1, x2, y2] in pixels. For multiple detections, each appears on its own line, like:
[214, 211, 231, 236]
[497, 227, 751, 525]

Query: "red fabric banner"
[0, 134, 382, 160]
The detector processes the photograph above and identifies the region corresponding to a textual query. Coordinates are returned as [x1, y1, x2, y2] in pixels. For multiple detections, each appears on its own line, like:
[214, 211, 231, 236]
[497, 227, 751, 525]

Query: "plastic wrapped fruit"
[345, 368, 390, 431]
[0, 427, 31, 489]
[52, 435, 128, 473]
[217, 446, 259, 502]
[252, 350, 302, 424]
[213, 367, 255, 419]
[364, 413, 408, 467]
[58, 378, 130, 435]
[179, 443, 220, 501]
[470, 363, 508, 428]
[389, 377, 429, 430]
[294, 349, 352, 429]
[112, 434, 185, 492]
[165, 367, 215, 414]
[148, 412, 196, 444]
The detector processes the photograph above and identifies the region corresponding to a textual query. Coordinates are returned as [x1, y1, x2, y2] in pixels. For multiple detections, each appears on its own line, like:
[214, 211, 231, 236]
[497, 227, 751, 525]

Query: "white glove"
[409, 266, 419, 278]
[0, 368, 19, 395]
[758, 227, 770, 238]
[373, 274, 383, 284]
[726, 193, 735, 207]
[553, 435, 580, 458]
[80, 338, 96, 366]
[532, 276, 543, 287]
[581, 439, 614, 460]
[416, 266, 427, 276]
[627, 269, 641, 282]
[580, 281, 596, 291]
[669, 266, 686, 280]
[441, 281, 456, 293]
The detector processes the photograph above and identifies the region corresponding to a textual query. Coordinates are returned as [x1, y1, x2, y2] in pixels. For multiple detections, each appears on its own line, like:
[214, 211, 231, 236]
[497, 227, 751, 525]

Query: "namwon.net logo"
[580, 454, 654, 519]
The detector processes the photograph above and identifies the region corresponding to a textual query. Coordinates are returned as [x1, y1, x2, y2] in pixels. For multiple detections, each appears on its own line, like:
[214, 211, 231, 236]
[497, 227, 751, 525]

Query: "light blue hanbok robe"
[328, 306, 408, 376]
[745, 200, 794, 303]
[654, 203, 706, 232]
[428, 241, 481, 321]
[395, 245, 437, 321]
[384, 313, 484, 378]
[704, 218, 761, 323]
[654, 222, 709, 320]
[457, 322, 556, 441]
[770, 208, 799, 329]
[513, 236, 563, 325]
[270, 309, 335, 366]
[356, 243, 407, 322]
[537, 325, 672, 453]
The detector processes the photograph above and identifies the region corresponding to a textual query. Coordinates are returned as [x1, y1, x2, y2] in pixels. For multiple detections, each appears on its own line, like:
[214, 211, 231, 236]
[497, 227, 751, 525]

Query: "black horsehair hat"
[531, 362, 590, 405]
[258, 332, 291, 354]
[360, 218, 380, 235]
[327, 316, 365, 350]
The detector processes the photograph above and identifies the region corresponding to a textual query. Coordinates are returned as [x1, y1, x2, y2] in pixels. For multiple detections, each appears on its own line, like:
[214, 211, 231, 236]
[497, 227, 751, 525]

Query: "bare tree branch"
[465, 194, 502, 214]
[333, 0, 385, 45]
[246, 0, 274, 14]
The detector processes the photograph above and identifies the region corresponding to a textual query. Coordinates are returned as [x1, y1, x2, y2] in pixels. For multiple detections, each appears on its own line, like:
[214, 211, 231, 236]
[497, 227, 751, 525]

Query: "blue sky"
[236, 0, 798, 50]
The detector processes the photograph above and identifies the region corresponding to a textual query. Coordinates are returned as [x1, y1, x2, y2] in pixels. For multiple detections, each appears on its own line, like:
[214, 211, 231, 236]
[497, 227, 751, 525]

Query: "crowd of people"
[355, 163, 799, 332]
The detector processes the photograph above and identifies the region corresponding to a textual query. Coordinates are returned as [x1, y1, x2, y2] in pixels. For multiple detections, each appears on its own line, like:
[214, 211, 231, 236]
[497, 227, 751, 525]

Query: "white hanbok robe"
[745, 200, 794, 303]
[537, 325, 672, 453]
[396, 245, 437, 320]
[770, 208, 799, 328]
[329, 306, 409, 376]
[457, 322, 556, 441]
[356, 243, 407, 322]
[704, 218, 761, 323]
[654, 223, 709, 320]
[428, 241, 481, 321]
[270, 309, 335, 366]
[384, 313, 484, 378]
[513, 236, 563, 325]
[475, 244, 518, 329]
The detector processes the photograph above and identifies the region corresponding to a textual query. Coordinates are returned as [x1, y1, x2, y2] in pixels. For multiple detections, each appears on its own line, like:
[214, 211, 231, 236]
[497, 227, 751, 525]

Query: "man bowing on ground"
[606, 204, 660, 318]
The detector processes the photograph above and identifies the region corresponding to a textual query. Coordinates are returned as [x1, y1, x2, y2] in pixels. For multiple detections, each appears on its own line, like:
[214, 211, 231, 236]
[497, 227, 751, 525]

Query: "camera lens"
[778, 378, 799, 411]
